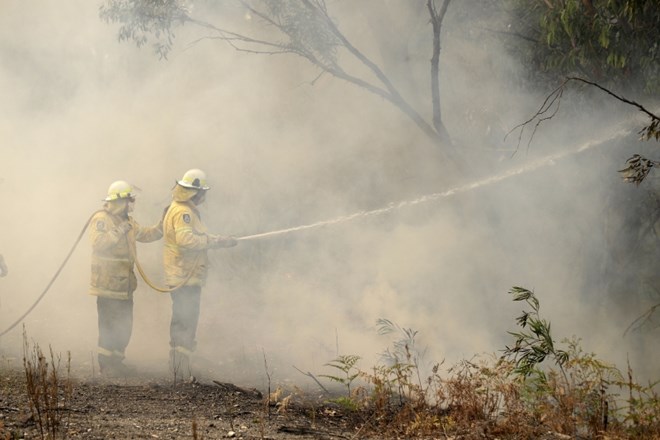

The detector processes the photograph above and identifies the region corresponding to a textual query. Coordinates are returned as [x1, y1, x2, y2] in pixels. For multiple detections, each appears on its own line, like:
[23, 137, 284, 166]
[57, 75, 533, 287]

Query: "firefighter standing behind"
[163, 169, 237, 377]
[89, 181, 163, 376]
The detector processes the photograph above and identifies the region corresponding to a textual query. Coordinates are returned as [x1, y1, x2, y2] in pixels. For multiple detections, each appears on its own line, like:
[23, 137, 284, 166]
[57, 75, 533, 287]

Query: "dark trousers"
[97, 296, 133, 363]
[169, 286, 201, 352]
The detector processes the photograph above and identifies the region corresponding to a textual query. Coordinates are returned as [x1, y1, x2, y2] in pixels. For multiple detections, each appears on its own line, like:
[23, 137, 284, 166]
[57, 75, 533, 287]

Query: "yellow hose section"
[127, 228, 200, 293]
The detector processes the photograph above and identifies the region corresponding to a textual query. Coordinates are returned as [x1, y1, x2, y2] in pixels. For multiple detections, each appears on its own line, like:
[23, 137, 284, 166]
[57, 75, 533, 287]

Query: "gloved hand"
[223, 236, 238, 248]
[0, 254, 7, 277]
[116, 221, 132, 236]
[209, 235, 238, 248]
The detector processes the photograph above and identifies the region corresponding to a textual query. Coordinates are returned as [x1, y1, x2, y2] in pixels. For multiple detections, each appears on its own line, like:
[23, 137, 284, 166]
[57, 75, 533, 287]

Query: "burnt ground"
[0, 366, 371, 440]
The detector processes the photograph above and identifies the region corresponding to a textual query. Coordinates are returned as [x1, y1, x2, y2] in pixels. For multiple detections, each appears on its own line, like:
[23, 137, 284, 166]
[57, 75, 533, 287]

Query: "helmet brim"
[177, 181, 210, 191]
[103, 195, 136, 202]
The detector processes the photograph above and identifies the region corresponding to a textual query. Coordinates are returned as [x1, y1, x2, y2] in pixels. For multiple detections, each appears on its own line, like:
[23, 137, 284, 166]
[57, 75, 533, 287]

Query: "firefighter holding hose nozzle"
[163, 169, 237, 378]
[89, 180, 163, 376]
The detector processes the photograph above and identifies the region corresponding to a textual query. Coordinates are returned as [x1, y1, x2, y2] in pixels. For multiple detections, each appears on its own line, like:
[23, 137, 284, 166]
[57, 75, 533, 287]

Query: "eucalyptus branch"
[618, 154, 660, 186]
[502, 287, 570, 385]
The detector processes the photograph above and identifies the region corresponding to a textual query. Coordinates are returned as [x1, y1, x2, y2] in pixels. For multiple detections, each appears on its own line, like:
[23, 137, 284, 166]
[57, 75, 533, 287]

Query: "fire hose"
[0, 213, 200, 338]
[128, 230, 199, 294]
[0, 212, 98, 338]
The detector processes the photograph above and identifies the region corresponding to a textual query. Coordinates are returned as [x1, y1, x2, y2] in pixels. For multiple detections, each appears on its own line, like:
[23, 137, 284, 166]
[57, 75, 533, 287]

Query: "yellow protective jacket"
[163, 187, 213, 287]
[89, 205, 163, 299]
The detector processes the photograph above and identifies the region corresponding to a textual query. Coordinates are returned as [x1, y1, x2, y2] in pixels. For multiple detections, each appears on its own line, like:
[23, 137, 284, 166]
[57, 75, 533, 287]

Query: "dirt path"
[1, 368, 363, 439]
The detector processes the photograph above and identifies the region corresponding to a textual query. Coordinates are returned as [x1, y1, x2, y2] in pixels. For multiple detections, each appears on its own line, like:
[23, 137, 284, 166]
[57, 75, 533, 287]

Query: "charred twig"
[505, 81, 565, 156]
[293, 365, 330, 395]
[212, 380, 262, 399]
[278, 425, 349, 439]
[263, 349, 272, 418]
[624, 301, 660, 336]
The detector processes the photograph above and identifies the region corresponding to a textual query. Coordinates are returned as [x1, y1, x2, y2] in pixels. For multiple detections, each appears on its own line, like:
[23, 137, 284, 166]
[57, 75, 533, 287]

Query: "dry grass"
[312, 288, 660, 439]
[22, 327, 73, 440]
[319, 350, 658, 439]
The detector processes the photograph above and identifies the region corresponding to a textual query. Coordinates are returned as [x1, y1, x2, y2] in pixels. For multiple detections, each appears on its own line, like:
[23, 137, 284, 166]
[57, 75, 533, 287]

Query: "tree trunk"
[428, 0, 452, 146]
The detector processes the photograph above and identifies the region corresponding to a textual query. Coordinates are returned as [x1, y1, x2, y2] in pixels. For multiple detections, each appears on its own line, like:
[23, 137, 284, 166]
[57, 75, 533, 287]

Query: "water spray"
[236, 126, 632, 242]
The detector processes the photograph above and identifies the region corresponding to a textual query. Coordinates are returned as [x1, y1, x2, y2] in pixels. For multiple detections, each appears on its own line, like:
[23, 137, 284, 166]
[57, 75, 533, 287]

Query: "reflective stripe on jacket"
[89, 208, 162, 299]
[162, 200, 211, 287]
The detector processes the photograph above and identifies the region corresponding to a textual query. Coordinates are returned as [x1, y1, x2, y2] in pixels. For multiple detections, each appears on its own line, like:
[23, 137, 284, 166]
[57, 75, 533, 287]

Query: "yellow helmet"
[177, 169, 210, 190]
[104, 180, 135, 201]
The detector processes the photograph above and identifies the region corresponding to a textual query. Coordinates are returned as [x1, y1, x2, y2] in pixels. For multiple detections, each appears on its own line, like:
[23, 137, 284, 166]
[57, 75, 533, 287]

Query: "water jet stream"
[237, 127, 631, 242]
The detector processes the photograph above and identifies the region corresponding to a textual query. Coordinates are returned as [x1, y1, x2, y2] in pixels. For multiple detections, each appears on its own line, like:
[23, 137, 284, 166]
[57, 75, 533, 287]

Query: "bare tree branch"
[428, 0, 452, 145]
[505, 79, 566, 155]
[293, 365, 330, 395]
[308, 0, 449, 149]
[192, 2, 427, 138]
[624, 302, 660, 336]
[507, 77, 660, 180]
[102, 0, 463, 165]
[566, 76, 660, 122]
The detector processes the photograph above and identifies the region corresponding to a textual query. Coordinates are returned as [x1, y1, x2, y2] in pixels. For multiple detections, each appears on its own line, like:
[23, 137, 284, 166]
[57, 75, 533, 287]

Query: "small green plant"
[502, 286, 570, 379]
[356, 319, 442, 435]
[377, 318, 426, 390]
[319, 354, 362, 411]
[372, 319, 431, 409]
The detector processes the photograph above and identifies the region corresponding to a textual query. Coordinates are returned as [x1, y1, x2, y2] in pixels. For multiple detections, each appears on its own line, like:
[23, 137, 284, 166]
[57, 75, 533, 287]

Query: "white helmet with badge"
[177, 169, 210, 190]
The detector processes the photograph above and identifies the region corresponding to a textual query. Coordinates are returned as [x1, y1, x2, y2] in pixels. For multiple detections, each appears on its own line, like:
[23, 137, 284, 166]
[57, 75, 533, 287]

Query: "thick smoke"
[0, 1, 657, 387]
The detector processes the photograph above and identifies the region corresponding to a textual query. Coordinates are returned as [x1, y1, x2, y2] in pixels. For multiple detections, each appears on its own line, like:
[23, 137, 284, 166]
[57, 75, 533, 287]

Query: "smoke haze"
[0, 1, 657, 386]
